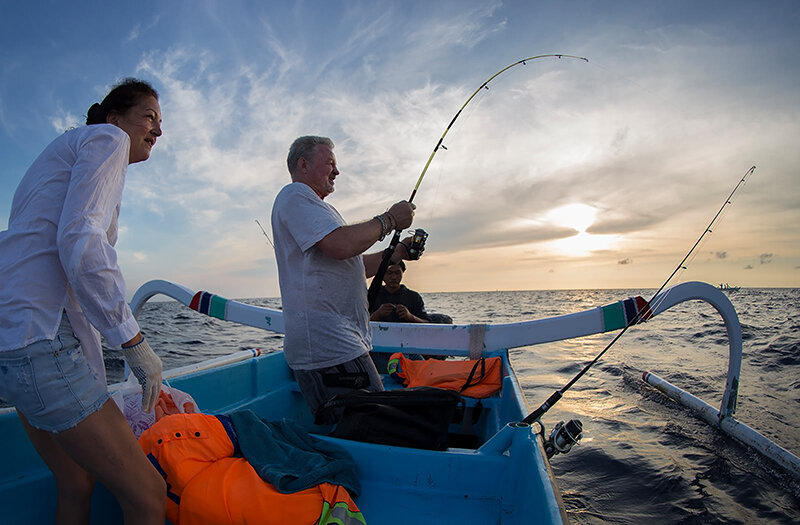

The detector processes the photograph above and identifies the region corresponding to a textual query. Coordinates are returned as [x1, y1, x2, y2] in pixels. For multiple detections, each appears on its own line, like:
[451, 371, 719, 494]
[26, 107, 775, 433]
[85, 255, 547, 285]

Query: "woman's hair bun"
[86, 103, 105, 125]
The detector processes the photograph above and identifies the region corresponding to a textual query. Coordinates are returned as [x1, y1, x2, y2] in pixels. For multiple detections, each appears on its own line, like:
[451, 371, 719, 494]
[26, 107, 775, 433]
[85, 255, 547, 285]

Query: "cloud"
[255, 16, 303, 80]
[759, 253, 773, 264]
[49, 110, 81, 133]
[125, 15, 793, 272]
[420, 210, 578, 253]
[404, 1, 505, 53]
[126, 15, 162, 43]
[127, 24, 141, 42]
[610, 126, 629, 155]
[126, 39, 763, 277]
[60, 2, 798, 296]
[587, 211, 662, 235]
[129, 43, 603, 257]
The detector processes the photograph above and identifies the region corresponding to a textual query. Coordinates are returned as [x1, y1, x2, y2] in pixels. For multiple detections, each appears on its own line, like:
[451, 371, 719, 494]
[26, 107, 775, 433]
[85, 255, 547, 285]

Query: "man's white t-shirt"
[271, 182, 371, 370]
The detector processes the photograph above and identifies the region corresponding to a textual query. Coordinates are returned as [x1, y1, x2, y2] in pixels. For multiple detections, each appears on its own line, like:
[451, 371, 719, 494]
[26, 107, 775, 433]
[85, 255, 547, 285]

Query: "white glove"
[121, 338, 163, 413]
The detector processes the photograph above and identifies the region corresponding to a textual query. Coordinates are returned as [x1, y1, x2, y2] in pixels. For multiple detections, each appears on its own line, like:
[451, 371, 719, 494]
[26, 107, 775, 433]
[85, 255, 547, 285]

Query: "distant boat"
[719, 283, 741, 292]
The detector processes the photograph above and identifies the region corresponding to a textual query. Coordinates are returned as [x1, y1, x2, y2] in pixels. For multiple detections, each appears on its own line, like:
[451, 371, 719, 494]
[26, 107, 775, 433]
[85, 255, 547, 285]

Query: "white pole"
[643, 371, 800, 479]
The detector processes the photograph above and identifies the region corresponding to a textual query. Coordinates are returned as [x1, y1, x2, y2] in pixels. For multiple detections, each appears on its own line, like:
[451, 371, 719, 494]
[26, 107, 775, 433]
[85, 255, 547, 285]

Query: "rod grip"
[522, 391, 562, 424]
[367, 234, 402, 310]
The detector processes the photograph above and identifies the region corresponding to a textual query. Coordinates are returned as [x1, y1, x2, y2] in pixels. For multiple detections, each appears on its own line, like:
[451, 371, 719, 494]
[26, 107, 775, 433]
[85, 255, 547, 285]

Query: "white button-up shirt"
[0, 124, 140, 379]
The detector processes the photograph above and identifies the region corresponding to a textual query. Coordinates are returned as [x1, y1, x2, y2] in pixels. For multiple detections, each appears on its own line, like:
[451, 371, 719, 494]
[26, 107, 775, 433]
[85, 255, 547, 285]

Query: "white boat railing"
[130, 281, 741, 404]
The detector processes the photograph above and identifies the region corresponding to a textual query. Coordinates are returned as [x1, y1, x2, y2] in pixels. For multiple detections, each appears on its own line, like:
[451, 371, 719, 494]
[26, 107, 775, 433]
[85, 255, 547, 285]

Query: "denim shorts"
[0, 316, 109, 433]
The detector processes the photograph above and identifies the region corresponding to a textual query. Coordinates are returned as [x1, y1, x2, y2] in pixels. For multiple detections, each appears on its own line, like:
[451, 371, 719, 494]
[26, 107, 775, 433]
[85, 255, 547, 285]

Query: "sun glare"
[544, 204, 618, 256]
[546, 204, 598, 232]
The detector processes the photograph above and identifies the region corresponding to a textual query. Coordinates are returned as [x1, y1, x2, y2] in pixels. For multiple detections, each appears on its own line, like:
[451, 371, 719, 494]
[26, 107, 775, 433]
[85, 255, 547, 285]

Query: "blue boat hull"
[0, 349, 566, 524]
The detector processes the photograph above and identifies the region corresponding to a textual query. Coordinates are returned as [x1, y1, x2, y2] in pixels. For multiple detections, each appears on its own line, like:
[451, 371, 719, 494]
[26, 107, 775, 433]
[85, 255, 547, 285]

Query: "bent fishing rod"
[367, 54, 589, 310]
[522, 165, 758, 425]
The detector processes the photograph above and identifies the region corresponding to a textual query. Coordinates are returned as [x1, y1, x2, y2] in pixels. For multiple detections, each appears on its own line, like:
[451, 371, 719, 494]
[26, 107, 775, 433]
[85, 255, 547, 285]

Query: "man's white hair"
[287, 136, 334, 175]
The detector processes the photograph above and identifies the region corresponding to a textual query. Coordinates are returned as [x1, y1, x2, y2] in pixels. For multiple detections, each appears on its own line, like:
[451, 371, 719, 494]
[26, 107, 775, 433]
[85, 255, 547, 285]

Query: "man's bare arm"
[316, 200, 415, 273]
[317, 219, 384, 261]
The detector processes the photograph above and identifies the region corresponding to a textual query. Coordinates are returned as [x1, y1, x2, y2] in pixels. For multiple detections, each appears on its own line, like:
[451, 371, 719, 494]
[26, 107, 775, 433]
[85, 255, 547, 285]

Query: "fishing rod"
[522, 165, 758, 425]
[367, 54, 590, 310]
[255, 219, 274, 249]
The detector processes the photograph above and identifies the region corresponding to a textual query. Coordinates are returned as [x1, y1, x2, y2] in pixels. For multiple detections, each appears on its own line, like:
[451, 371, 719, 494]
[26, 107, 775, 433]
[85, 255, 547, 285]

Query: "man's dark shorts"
[293, 353, 384, 424]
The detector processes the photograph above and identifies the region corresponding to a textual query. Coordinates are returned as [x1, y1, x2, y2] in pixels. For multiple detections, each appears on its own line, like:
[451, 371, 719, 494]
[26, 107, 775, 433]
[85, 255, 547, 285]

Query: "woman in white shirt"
[0, 79, 167, 523]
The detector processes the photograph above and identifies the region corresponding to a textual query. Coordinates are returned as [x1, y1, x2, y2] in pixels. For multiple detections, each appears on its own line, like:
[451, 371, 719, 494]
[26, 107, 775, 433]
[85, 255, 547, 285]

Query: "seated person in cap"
[369, 261, 430, 323]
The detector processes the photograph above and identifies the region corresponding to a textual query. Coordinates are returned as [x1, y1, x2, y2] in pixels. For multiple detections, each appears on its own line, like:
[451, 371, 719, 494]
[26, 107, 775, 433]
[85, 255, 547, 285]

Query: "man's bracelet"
[374, 214, 388, 241]
[385, 211, 397, 232]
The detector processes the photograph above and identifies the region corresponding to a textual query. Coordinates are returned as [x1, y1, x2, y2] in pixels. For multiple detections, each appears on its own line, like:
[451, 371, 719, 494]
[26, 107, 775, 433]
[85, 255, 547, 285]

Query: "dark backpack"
[316, 387, 464, 450]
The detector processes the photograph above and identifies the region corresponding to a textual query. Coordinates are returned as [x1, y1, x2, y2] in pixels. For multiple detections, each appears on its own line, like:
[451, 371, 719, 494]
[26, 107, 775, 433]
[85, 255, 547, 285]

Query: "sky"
[1, 1, 799, 299]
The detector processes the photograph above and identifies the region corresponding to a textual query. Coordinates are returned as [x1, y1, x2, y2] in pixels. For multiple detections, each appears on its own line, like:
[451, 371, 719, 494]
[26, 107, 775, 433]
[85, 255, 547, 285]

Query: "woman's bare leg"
[19, 414, 93, 525]
[21, 399, 165, 524]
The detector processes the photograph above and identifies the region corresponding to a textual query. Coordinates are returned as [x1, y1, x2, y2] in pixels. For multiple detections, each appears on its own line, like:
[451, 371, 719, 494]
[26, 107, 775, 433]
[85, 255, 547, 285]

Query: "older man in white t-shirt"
[271, 135, 416, 422]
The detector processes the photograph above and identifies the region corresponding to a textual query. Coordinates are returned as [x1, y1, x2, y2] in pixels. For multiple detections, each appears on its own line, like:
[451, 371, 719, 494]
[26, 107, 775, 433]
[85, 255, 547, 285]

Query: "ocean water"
[10, 287, 800, 523]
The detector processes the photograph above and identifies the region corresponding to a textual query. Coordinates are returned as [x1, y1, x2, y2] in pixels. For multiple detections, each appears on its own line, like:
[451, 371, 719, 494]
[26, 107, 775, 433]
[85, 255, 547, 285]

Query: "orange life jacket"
[138, 413, 365, 525]
[387, 353, 503, 398]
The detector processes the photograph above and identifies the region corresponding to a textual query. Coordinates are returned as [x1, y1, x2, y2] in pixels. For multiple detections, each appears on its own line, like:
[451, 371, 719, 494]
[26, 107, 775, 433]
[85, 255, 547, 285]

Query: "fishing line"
[523, 165, 757, 424]
[630, 185, 743, 308]
[367, 54, 590, 310]
[642, 168, 754, 316]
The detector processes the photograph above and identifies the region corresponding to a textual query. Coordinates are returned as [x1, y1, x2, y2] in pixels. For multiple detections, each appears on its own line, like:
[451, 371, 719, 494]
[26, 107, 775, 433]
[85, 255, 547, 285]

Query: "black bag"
[316, 387, 464, 450]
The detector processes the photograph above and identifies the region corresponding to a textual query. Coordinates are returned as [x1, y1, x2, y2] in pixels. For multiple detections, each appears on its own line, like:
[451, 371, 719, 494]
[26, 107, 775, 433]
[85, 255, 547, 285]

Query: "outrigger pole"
[523, 166, 758, 424]
[367, 54, 590, 311]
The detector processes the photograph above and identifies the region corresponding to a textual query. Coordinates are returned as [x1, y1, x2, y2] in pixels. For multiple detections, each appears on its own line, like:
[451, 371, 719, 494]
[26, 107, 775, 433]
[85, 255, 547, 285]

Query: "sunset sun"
[544, 204, 618, 256]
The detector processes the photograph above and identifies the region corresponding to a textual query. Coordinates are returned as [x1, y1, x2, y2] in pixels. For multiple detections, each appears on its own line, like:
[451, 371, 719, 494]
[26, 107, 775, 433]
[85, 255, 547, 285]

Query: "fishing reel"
[405, 228, 428, 260]
[543, 419, 583, 459]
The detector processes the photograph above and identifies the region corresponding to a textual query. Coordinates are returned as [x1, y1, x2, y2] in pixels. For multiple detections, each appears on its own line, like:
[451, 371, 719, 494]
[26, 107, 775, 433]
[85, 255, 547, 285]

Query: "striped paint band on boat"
[189, 291, 229, 320]
[601, 296, 653, 332]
